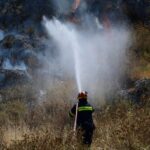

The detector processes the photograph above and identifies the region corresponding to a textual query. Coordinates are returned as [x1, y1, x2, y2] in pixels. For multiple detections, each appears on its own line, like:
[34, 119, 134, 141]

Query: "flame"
[102, 14, 111, 32]
[72, 0, 80, 12]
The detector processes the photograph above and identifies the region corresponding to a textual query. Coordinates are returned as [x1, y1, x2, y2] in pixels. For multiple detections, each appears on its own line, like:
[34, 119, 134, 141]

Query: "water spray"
[43, 16, 82, 92]
[43, 15, 131, 100]
[72, 35, 82, 92]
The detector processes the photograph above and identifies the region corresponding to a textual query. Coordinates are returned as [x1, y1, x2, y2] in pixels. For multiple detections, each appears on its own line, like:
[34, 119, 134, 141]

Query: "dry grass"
[133, 24, 150, 61]
[0, 76, 150, 149]
[129, 25, 150, 79]
[131, 63, 150, 79]
[93, 100, 150, 149]
[0, 97, 149, 150]
[3, 126, 30, 146]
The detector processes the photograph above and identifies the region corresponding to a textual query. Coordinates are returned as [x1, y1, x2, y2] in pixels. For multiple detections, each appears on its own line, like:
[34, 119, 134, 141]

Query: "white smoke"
[43, 17, 131, 101]
[52, 0, 71, 14]
[0, 29, 4, 41]
[2, 59, 27, 71]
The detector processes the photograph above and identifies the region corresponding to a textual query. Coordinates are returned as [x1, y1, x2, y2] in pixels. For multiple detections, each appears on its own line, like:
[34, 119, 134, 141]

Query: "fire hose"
[73, 102, 79, 134]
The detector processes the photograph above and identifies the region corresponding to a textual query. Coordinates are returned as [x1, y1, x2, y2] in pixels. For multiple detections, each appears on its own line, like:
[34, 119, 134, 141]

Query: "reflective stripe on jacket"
[78, 106, 93, 111]
[69, 100, 94, 126]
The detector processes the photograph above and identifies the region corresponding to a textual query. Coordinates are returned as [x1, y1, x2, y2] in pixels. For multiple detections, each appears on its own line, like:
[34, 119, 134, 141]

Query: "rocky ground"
[119, 79, 150, 104]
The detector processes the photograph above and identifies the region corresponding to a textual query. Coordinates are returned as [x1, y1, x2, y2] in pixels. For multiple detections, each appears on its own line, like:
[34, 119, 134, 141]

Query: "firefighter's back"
[77, 100, 94, 127]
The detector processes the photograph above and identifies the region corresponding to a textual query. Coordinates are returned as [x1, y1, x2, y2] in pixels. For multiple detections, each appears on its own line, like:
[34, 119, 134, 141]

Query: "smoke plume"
[43, 16, 131, 102]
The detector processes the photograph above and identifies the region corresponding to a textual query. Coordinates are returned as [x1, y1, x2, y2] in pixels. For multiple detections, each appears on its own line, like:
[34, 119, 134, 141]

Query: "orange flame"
[102, 14, 111, 32]
[72, 0, 80, 12]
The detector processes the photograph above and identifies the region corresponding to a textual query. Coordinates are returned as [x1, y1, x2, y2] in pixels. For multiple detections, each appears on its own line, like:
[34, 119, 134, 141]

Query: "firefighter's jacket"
[69, 99, 95, 128]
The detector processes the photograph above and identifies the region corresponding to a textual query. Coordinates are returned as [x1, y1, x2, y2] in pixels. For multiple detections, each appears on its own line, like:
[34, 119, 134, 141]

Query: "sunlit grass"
[0, 96, 149, 150]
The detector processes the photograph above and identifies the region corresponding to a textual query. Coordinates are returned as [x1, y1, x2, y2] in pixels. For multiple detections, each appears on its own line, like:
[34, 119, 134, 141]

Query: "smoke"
[2, 59, 27, 71]
[43, 16, 131, 101]
[52, 0, 72, 14]
[41, 0, 132, 102]
[0, 30, 4, 41]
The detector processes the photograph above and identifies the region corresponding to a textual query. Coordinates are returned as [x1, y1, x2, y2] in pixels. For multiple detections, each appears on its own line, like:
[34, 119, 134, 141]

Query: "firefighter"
[69, 91, 95, 146]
